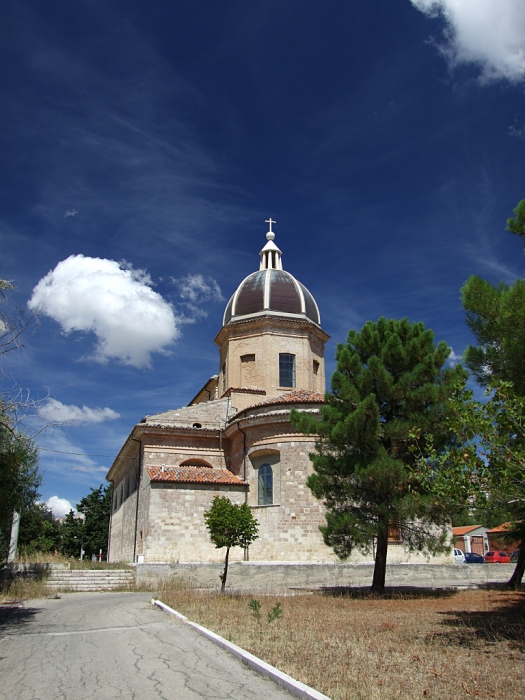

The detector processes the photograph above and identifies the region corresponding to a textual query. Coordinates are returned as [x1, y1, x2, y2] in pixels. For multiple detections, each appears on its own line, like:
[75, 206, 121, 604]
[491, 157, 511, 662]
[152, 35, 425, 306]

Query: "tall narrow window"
[258, 464, 273, 505]
[222, 363, 226, 394]
[279, 353, 296, 387]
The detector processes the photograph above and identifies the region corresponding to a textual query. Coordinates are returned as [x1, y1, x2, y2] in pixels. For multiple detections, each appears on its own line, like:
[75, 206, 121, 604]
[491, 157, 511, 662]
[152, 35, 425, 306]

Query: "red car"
[484, 551, 512, 563]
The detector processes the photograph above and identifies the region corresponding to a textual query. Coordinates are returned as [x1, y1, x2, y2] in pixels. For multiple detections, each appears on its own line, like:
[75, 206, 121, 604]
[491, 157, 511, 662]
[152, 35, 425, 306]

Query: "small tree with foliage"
[292, 317, 468, 594]
[204, 496, 259, 592]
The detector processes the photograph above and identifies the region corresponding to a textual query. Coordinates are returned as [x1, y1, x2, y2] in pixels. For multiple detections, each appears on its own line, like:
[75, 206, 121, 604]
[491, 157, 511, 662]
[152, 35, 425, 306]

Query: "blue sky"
[2, 1, 525, 515]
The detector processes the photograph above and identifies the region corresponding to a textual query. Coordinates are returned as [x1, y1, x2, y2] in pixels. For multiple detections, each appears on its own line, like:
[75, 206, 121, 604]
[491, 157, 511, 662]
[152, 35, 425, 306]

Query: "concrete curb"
[151, 598, 330, 700]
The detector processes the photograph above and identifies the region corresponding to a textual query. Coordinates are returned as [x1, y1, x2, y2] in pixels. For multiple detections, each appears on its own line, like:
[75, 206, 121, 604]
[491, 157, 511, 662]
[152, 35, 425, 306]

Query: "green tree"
[462, 277, 525, 395]
[204, 496, 259, 592]
[0, 278, 42, 560]
[77, 485, 112, 558]
[506, 199, 525, 242]
[18, 503, 61, 555]
[60, 509, 84, 558]
[411, 381, 525, 588]
[292, 317, 468, 594]
[0, 426, 40, 560]
[460, 198, 525, 588]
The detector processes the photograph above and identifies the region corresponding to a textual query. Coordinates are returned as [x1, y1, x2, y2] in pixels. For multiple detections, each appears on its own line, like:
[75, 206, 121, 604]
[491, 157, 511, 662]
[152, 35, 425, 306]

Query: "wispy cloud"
[410, 0, 525, 83]
[37, 430, 109, 478]
[28, 255, 180, 367]
[64, 209, 78, 218]
[37, 398, 120, 425]
[175, 273, 224, 304]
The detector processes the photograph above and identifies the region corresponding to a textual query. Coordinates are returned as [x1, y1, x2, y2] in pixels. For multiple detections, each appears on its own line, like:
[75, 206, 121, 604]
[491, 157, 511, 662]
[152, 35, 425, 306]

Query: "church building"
[107, 223, 335, 563]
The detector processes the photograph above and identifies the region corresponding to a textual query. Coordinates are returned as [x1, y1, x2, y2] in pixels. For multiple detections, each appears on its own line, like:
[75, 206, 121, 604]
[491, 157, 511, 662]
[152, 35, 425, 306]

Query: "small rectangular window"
[279, 353, 296, 388]
[313, 360, 319, 375]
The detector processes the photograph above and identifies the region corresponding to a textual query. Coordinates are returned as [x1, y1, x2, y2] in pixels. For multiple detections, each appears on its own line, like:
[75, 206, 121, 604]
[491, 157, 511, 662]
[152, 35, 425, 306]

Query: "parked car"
[484, 551, 511, 563]
[464, 552, 485, 564]
[510, 550, 520, 563]
[454, 548, 465, 563]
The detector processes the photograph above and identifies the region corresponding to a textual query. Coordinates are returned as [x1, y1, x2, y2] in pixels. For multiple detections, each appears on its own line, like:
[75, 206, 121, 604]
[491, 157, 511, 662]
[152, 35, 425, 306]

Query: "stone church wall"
[143, 482, 247, 563]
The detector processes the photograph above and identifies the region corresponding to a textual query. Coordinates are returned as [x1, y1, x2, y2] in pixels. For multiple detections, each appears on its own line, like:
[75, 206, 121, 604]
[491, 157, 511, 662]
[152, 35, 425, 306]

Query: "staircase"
[46, 569, 135, 592]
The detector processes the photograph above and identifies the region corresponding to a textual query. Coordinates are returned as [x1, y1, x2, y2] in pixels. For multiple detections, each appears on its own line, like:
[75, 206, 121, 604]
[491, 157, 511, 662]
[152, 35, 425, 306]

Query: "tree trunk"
[220, 546, 230, 593]
[507, 542, 525, 590]
[371, 525, 388, 594]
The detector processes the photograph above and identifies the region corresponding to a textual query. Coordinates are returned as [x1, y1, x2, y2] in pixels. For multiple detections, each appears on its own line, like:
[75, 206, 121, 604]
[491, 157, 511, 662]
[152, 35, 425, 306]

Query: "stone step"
[46, 569, 134, 591]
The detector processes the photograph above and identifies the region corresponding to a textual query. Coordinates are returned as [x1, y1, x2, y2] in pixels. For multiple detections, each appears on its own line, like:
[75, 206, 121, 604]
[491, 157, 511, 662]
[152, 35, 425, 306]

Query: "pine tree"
[292, 317, 467, 593]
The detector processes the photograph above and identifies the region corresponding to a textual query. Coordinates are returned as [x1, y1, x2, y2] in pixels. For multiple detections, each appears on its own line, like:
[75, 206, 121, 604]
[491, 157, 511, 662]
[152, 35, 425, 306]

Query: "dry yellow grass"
[157, 582, 525, 700]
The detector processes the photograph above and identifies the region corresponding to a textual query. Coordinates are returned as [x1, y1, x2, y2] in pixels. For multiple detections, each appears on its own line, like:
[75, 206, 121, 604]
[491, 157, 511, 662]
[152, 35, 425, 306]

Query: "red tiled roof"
[246, 390, 324, 410]
[487, 522, 514, 534]
[452, 525, 483, 536]
[146, 465, 246, 485]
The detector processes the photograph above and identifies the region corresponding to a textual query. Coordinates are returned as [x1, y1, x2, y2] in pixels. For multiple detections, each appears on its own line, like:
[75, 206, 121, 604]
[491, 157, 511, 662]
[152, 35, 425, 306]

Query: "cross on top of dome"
[260, 218, 282, 270]
[265, 218, 276, 240]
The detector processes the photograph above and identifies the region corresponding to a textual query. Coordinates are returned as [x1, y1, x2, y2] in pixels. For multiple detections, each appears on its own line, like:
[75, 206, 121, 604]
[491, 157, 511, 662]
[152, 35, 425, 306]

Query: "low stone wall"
[136, 561, 515, 591]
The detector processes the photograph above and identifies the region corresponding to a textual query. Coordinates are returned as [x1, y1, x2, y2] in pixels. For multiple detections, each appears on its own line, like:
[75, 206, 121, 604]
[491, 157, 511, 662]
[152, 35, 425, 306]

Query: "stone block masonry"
[136, 561, 514, 591]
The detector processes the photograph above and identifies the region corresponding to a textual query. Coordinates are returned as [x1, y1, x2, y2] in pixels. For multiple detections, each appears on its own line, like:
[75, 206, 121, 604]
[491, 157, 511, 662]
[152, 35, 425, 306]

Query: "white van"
[454, 548, 466, 564]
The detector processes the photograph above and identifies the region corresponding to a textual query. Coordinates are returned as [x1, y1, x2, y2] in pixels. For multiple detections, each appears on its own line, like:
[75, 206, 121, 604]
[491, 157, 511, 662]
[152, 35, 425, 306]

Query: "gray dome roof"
[223, 269, 320, 326]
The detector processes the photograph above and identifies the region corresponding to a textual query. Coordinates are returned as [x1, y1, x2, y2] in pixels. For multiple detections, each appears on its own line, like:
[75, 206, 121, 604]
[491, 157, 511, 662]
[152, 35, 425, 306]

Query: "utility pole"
[7, 510, 20, 563]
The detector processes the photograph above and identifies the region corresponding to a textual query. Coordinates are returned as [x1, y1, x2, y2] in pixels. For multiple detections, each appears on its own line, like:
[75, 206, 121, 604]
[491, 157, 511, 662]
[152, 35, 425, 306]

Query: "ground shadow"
[0, 604, 42, 635]
[435, 591, 525, 650]
[316, 585, 459, 599]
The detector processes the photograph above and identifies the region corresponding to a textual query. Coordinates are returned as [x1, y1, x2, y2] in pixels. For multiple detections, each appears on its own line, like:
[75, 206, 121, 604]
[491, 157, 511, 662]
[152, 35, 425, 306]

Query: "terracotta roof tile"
[242, 389, 324, 412]
[487, 522, 514, 533]
[146, 465, 246, 485]
[452, 525, 484, 536]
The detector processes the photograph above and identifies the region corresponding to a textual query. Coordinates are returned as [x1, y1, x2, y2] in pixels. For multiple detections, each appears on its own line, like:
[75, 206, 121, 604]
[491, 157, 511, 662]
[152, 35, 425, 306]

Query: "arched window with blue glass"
[258, 464, 273, 505]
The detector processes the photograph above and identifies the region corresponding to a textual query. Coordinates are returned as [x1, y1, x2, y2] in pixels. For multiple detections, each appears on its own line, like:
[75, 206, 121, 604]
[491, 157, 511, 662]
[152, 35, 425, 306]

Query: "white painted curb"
[151, 598, 331, 700]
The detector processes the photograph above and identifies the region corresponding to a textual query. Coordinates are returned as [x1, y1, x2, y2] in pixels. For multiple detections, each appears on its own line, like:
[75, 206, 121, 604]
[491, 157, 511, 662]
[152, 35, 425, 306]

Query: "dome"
[223, 222, 321, 326]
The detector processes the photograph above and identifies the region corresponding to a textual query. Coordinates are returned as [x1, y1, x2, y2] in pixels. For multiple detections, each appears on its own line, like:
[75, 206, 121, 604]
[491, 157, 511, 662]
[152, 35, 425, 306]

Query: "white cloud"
[175, 273, 224, 304]
[37, 398, 120, 425]
[447, 347, 463, 366]
[28, 255, 180, 367]
[64, 209, 78, 218]
[46, 495, 75, 518]
[411, 0, 525, 83]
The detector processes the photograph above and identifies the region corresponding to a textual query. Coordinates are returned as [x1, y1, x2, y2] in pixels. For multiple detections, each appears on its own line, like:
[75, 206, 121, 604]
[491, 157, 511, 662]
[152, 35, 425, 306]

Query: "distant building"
[106, 223, 453, 565]
[487, 523, 521, 553]
[451, 525, 489, 555]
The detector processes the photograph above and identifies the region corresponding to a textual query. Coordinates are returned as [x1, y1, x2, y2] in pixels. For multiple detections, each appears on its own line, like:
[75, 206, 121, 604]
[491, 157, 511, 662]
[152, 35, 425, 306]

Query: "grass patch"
[156, 582, 525, 700]
[1, 575, 51, 602]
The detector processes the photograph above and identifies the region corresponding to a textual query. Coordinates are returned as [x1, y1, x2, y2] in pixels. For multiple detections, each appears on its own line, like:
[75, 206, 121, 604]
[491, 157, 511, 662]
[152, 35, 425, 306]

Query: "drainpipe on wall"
[131, 436, 143, 564]
[107, 480, 114, 563]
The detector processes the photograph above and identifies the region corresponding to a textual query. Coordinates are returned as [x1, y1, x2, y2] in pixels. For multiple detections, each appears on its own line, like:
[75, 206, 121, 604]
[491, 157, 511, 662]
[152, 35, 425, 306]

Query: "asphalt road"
[0, 592, 293, 700]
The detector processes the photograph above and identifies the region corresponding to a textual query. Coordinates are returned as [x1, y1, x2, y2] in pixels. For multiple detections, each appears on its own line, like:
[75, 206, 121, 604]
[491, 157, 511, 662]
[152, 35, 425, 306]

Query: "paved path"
[0, 592, 293, 700]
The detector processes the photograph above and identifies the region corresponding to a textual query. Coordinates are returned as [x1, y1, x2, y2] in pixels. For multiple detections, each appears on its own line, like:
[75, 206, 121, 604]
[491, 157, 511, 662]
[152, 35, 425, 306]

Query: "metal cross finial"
[265, 218, 276, 233]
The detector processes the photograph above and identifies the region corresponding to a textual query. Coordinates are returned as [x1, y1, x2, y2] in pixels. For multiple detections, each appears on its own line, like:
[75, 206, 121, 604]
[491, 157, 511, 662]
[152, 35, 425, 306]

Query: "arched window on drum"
[258, 464, 273, 505]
